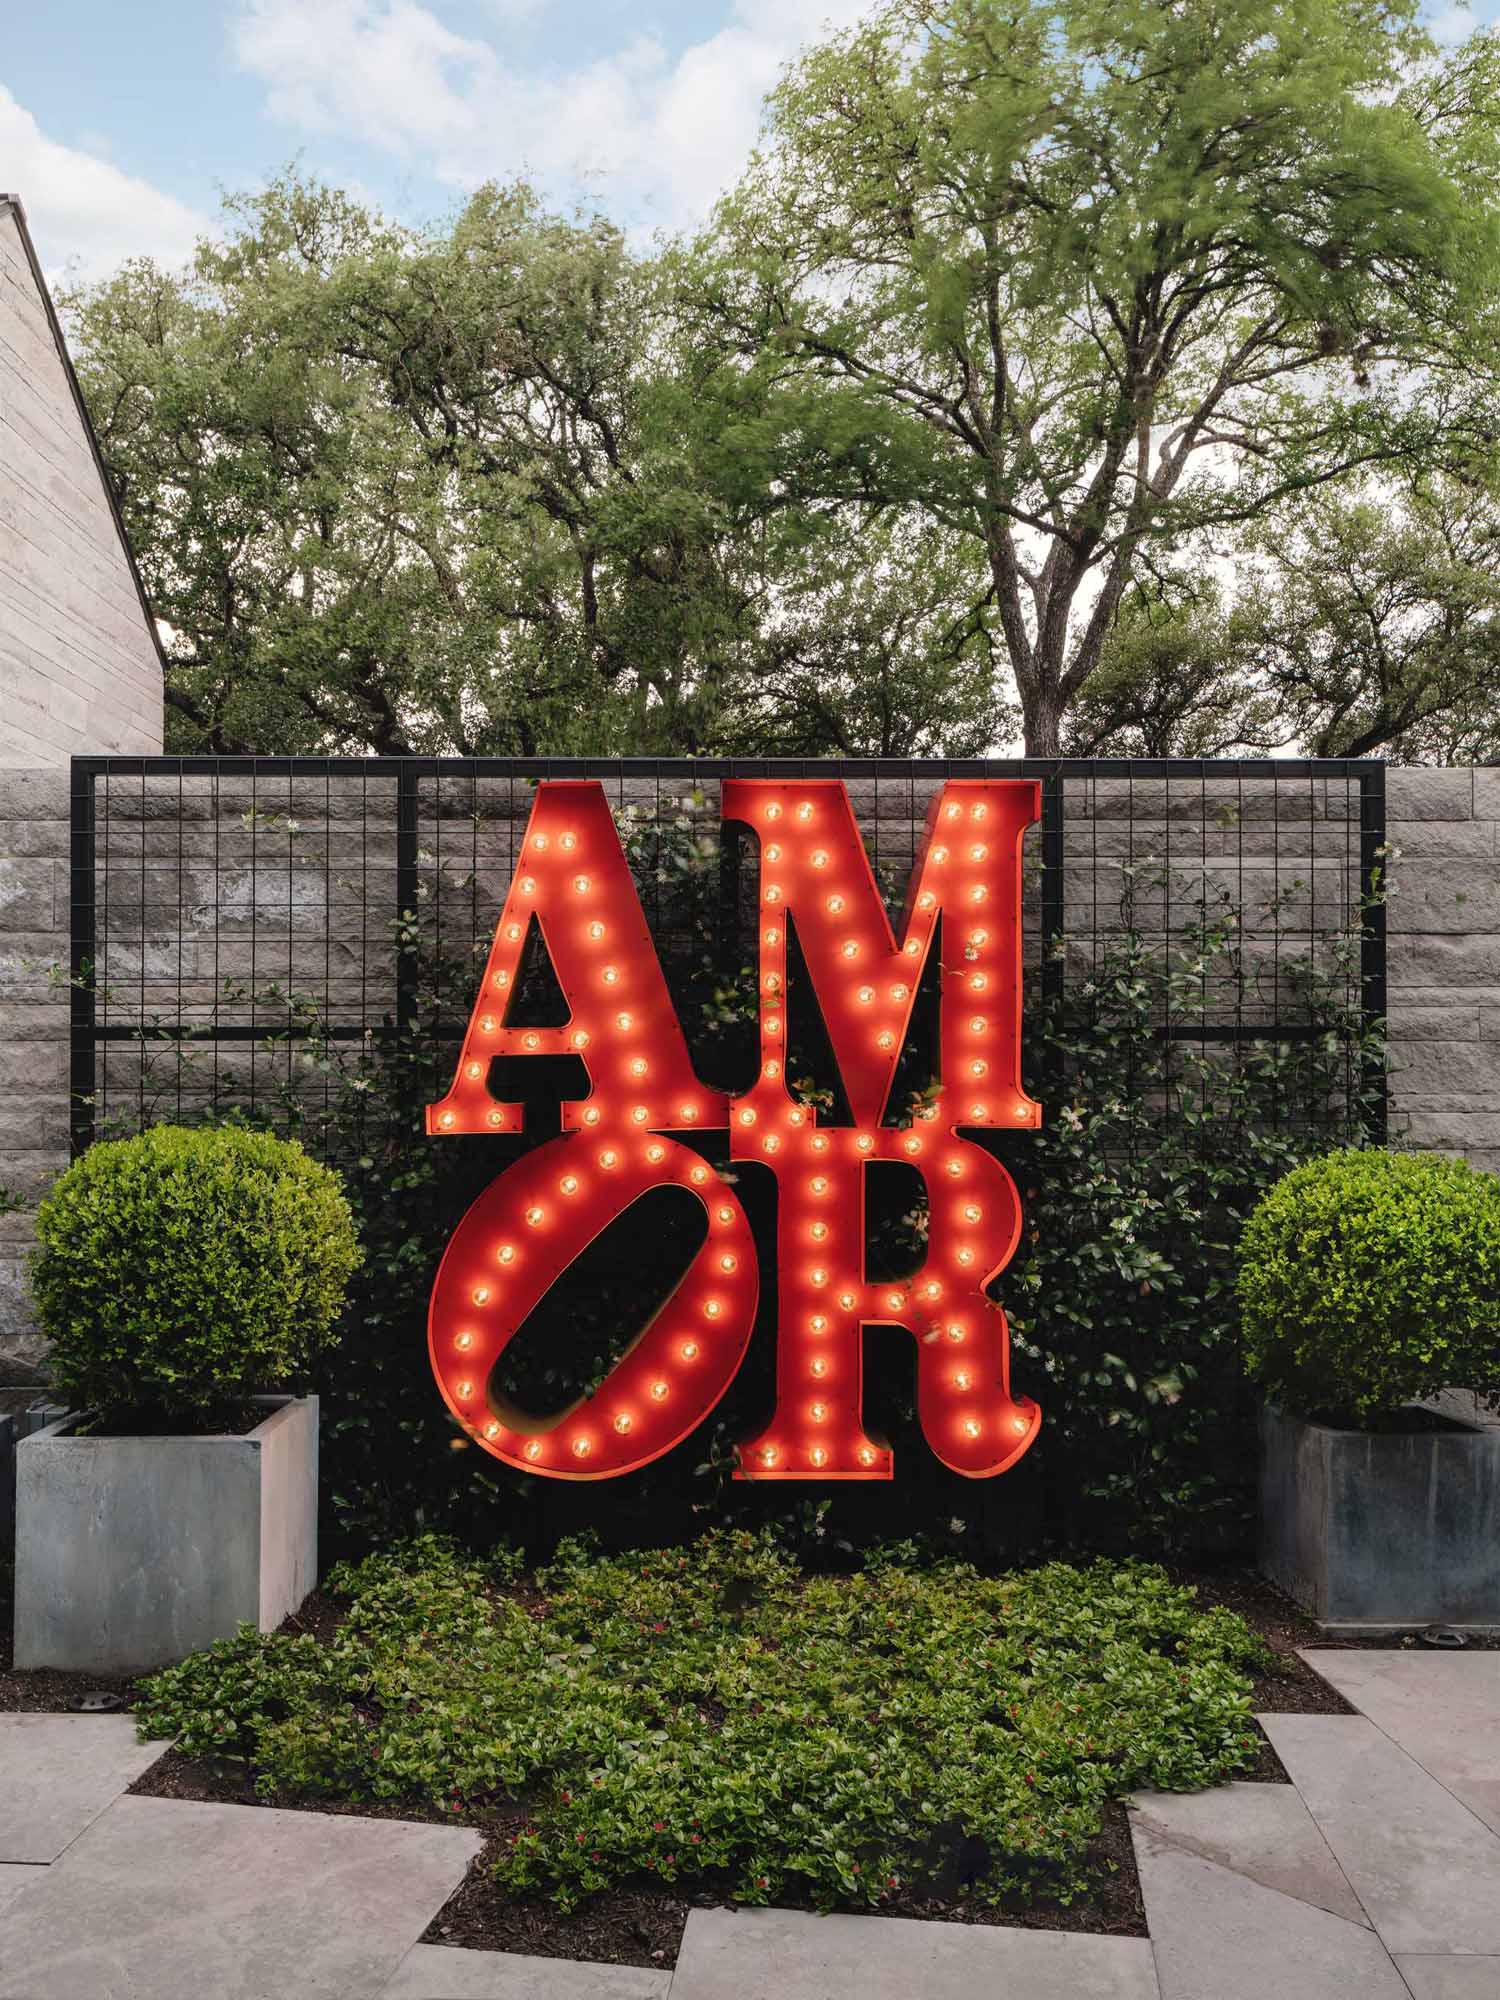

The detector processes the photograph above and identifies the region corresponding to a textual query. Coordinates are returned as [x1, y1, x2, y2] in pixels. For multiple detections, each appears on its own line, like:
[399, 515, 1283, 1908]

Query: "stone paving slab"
[669, 1906, 1159, 2000]
[0, 1712, 170, 1862]
[1258, 1713, 1500, 1957]
[1301, 1651, 1500, 1837]
[1130, 1782, 1370, 1926]
[378, 1942, 671, 1998]
[1393, 1958, 1500, 1998]
[1129, 1789, 1406, 2000]
[0, 1794, 482, 2000]
[0, 1864, 44, 1916]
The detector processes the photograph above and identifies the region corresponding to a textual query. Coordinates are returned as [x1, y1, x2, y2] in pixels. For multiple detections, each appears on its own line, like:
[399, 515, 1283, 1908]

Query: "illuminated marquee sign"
[426, 778, 1041, 1481]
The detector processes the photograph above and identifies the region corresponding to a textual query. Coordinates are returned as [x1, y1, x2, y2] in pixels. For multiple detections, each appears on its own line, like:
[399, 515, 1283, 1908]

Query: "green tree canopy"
[698, 0, 1500, 752]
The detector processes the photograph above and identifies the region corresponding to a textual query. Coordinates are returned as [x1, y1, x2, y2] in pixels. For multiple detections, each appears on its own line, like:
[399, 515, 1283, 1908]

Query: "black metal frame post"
[69, 761, 97, 1156]
[1359, 762, 1389, 1143]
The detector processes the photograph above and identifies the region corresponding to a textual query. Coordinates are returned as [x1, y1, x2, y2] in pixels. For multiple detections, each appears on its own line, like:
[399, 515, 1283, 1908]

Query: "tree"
[698, 0, 1500, 753]
[66, 175, 1005, 759]
[1237, 478, 1500, 761]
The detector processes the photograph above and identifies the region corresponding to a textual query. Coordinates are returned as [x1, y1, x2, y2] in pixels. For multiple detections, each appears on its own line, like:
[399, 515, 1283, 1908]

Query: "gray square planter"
[11, 1394, 318, 1673]
[1259, 1398, 1500, 1634]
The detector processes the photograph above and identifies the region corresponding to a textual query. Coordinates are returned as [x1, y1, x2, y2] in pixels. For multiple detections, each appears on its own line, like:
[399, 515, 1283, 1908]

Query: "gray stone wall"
[1, 763, 1498, 1373]
[1, 200, 163, 763]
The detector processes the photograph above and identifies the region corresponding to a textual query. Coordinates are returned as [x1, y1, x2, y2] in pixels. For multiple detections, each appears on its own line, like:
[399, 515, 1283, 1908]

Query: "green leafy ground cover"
[137, 1532, 1268, 1912]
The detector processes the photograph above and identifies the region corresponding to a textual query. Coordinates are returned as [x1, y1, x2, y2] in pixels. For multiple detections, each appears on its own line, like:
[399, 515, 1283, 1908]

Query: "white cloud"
[232, 0, 872, 230]
[0, 86, 206, 282]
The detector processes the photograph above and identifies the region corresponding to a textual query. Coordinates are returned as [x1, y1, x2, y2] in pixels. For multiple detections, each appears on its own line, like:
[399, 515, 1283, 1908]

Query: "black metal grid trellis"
[68, 756, 1387, 1154]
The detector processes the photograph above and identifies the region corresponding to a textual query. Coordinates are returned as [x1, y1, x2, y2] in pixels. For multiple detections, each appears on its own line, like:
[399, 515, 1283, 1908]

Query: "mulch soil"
[1, 1561, 1481, 1968]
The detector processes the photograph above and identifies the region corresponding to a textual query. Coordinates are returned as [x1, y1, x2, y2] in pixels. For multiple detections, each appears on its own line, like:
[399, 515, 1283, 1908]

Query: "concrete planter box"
[12, 1394, 318, 1673]
[1259, 1398, 1500, 1634]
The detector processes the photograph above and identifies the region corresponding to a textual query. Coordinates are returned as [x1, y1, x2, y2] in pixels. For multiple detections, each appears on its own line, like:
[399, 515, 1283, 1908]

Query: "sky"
[0, 0, 1494, 283]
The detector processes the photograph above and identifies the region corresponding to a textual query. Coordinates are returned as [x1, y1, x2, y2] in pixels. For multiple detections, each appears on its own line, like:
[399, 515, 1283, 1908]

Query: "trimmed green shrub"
[31, 1125, 361, 1420]
[1238, 1148, 1500, 1422]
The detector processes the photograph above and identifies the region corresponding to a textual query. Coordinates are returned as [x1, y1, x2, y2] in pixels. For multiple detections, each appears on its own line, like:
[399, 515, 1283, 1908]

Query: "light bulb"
[602, 966, 619, 984]
[765, 884, 783, 904]
[944, 803, 961, 820]
[963, 1418, 981, 1439]
[680, 1103, 698, 1121]
[876, 1031, 894, 1051]
[811, 1445, 827, 1468]
[970, 928, 989, 947]
[505, 923, 522, 941]
[827, 895, 845, 913]
[946, 1321, 965, 1342]
[717, 1204, 734, 1224]
[472, 1286, 490, 1305]
[630, 1057, 648, 1076]
[811, 1356, 828, 1377]
[739, 1107, 756, 1126]
[497, 1244, 516, 1264]
[857, 985, 875, 1004]
[720, 1254, 738, 1272]
[837, 1290, 855, 1310]
[858, 1445, 877, 1466]
[811, 1268, 829, 1287]
[970, 973, 987, 991]
[764, 1059, 781, 1078]
[765, 927, 781, 945]
[599, 1149, 618, 1168]
[810, 1402, 827, 1423]
[810, 1176, 828, 1195]
[573, 875, 590, 894]
[903, 1135, 922, 1156]
[560, 832, 577, 851]
[812, 850, 829, 868]
[651, 1379, 669, 1400]
[856, 1134, 874, 1153]
[614, 1412, 632, 1434]
[488, 1110, 505, 1128]
[681, 1340, 699, 1360]
[970, 886, 987, 904]
[971, 1059, 987, 1077]
[456, 1380, 473, 1399]
[572, 1436, 591, 1459]
[765, 802, 782, 820]
[918, 891, 936, 911]
[583, 1106, 601, 1126]
[796, 801, 813, 821]
[631, 1105, 649, 1124]
[616, 1012, 633, 1031]
[440, 1110, 456, 1129]
[520, 875, 536, 894]
[765, 1015, 782, 1037]
[690, 1165, 709, 1184]
[840, 939, 858, 958]
[809, 1313, 828, 1333]
[588, 921, 605, 940]
[1013, 1414, 1030, 1435]
[971, 802, 988, 819]
[766, 844, 782, 862]
[466, 1060, 482, 1080]
[523, 1032, 540, 1051]
[932, 846, 948, 863]
[811, 1134, 830, 1152]
[480, 1014, 496, 1032]
[945, 1158, 963, 1177]
[524, 1439, 542, 1461]
[484, 1421, 500, 1440]
[763, 1134, 781, 1153]
[970, 844, 987, 861]
[560, 1175, 578, 1195]
[904, 938, 921, 956]
[964, 1203, 982, 1222]
[493, 971, 510, 991]
[886, 1290, 903, 1311]
[573, 1029, 590, 1049]
[456, 1331, 474, 1350]
[890, 983, 909, 1001]
[646, 1141, 666, 1163]
[532, 834, 549, 852]
[526, 1206, 544, 1227]
[955, 1369, 971, 1390]
[922, 1280, 941, 1300]
[762, 1445, 779, 1465]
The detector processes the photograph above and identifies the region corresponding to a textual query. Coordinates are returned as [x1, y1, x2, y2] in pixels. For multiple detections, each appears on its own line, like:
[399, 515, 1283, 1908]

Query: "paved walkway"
[0, 1651, 1497, 1998]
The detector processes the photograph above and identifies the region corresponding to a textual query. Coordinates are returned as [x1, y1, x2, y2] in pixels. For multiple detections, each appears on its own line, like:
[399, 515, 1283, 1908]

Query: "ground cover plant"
[136, 1529, 1269, 1915]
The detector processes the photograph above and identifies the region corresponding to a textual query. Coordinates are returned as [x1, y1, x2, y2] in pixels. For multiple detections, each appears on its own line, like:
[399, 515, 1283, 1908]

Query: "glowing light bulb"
[763, 1134, 781, 1153]
[532, 834, 549, 852]
[886, 1290, 904, 1311]
[560, 832, 577, 851]
[1013, 1414, 1030, 1435]
[456, 1331, 474, 1350]
[918, 891, 936, 911]
[583, 1106, 601, 1126]
[970, 843, 987, 861]
[972, 802, 988, 819]
[810, 1313, 828, 1333]
[526, 1206, 545, 1227]
[856, 1134, 874, 1154]
[599, 1149, 618, 1168]
[719, 1253, 738, 1273]
[963, 1418, 981, 1439]
[480, 1015, 496, 1033]
[588, 920, 605, 940]
[456, 1379, 474, 1400]
[472, 1286, 490, 1306]
[764, 927, 782, 945]
[572, 1436, 592, 1459]
[922, 1280, 942, 1300]
[440, 1110, 456, 1129]
[488, 1110, 505, 1128]
[787, 1107, 805, 1126]
[651, 1379, 669, 1400]
[766, 844, 782, 862]
[945, 803, 961, 820]
[955, 1369, 972, 1390]
[690, 1165, 709, 1184]
[810, 1221, 828, 1241]
[840, 940, 858, 958]
[970, 972, 988, 991]
[616, 1012, 633, 1031]
[631, 1104, 649, 1124]
[765, 802, 782, 820]
[646, 1141, 666, 1163]
[971, 1059, 988, 1077]
[904, 938, 921, 957]
[466, 1060, 482, 1080]
[811, 849, 829, 868]
[811, 1356, 828, 1377]
[970, 886, 987, 904]
[505, 923, 522, 942]
[932, 846, 949, 863]
[681, 1340, 699, 1360]
[497, 1244, 516, 1264]
[827, 894, 845, 914]
[945, 1158, 964, 1178]
[493, 971, 510, 990]
[796, 801, 813, 821]
[810, 1176, 828, 1195]
[858, 1445, 877, 1466]
[902, 1135, 922, 1156]
[680, 1103, 699, 1122]
[811, 1268, 829, 1287]
[739, 1108, 757, 1126]
[946, 1321, 965, 1342]
[524, 1439, 542, 1461]
[614, 1412, 632, 1434]
[891, 983, 909, 1001]
[837, 1290, 856, 1310]
[573, 875, 591, 894]
[876, 1030, 895, 1050]
[560, 1175, 578, 1195]
[717, 1204, 734, 1224]
[810, 1401, 827, 1423]
[964, 1203, 982, 1222]
[484, 1421, 500, 1440]
[630, 1057, 649, 1077]
[970, 928, 989, 947]
[764, 1058, 782, 1078]
[761, 1445, 779, 1466]
[969, 1016, 987, 1034]
[520, 875, 536, 895]
[811, 1445, 827, 1467]
[573, 1029, 590, 1049]
[857, 985, 875, 1005]
[523, 1032, 540, 1051]
[765, 1015, 782, 1038]
[602, 965, 622, 985]
[811, 1134, 830, 1152]
[765, 884, 783, 904]
[970, 1103, 988, 1120]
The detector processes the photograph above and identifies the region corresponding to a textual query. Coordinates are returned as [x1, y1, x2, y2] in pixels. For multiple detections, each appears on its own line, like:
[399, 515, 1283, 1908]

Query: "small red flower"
[691, 1834, 701, 1844]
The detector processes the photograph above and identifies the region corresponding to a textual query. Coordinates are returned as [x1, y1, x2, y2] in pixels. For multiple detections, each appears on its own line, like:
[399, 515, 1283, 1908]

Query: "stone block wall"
[1, 763, 1498, 1373]
[1386, 766, 1500, 1175]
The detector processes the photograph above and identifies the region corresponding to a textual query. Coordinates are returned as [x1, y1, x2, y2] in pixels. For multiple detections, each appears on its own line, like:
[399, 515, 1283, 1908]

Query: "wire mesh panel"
[69, 757, 1385, 1154]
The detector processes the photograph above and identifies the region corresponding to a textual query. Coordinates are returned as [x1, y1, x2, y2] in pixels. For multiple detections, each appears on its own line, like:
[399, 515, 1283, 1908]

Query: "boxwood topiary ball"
[31, 1124, 362, 1422]
[1237, 1147, 1500, 1424]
